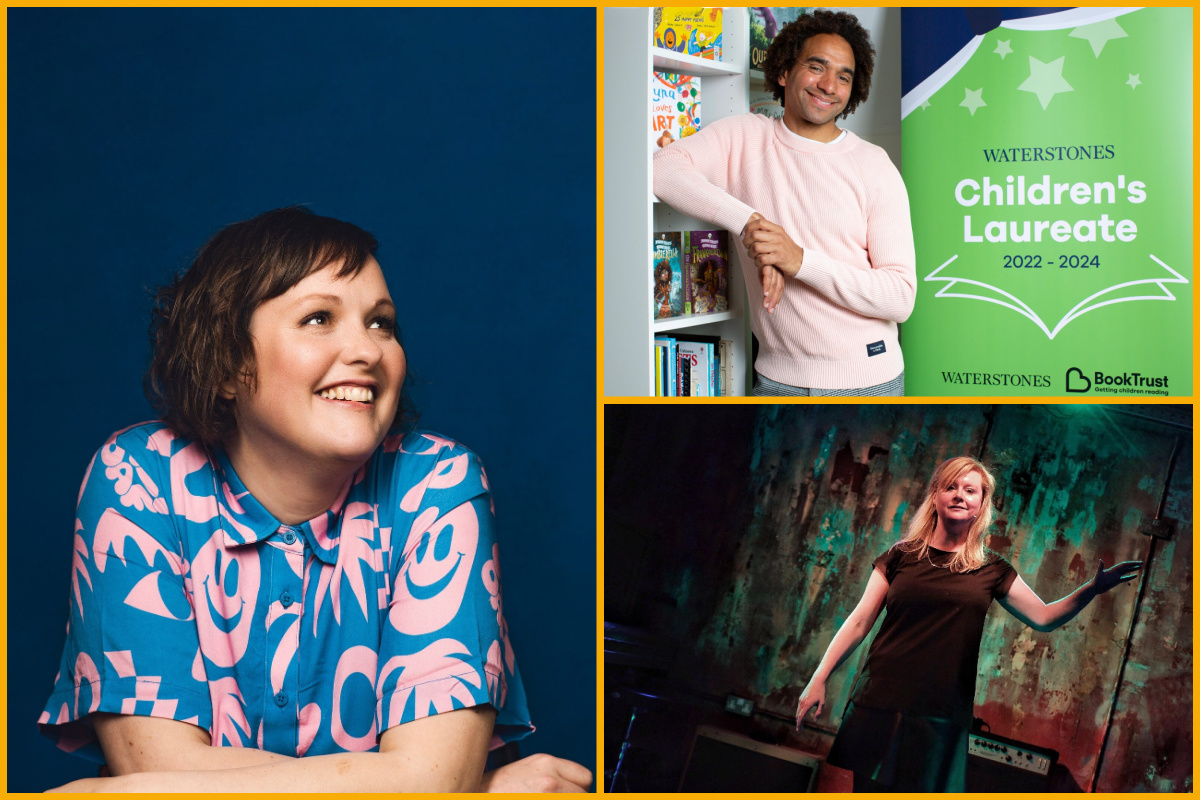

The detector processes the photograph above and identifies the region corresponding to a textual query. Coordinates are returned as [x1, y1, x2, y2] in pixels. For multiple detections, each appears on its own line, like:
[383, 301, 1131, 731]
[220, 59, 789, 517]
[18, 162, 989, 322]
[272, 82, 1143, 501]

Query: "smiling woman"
[38, 208, 590, 793]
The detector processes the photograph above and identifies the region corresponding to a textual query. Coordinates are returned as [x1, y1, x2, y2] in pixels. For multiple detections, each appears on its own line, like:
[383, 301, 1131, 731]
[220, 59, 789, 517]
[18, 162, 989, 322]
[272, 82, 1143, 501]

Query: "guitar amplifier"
[679, 725, 821, 792]
[966, 729, 1058, 792]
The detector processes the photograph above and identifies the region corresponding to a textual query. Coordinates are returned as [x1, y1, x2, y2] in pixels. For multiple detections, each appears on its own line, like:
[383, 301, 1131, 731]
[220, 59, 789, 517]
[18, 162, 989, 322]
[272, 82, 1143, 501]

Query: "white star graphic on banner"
[1069, 18, 1128, 57]
[960, 88, 986, 116]
[1126, 73, 1142, 89]
[994, 39, 1013, 59]
[1018, 56, 1073, 110]
[920, 99, 931, 110]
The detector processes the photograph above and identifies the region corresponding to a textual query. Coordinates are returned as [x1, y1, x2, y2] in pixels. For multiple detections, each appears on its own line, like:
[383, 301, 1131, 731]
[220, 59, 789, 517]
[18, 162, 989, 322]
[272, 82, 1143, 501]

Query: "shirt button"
[274, 691, 288, 707]
[280, 592, 294, 608]
[282, 530, 297, 544]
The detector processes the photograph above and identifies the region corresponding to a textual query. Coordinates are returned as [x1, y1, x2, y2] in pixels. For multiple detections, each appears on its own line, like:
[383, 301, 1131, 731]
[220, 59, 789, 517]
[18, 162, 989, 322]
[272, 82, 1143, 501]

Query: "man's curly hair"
[762, 10, 875, 120]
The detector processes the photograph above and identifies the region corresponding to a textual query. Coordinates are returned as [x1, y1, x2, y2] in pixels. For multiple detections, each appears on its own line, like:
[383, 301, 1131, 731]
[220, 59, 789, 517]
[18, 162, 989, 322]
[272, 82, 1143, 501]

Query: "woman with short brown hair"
[42, 207, 590, 792]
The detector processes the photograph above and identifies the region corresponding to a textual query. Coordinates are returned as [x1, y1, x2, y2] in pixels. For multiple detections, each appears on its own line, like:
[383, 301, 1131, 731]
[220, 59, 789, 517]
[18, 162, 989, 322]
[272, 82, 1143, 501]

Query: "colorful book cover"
[651, 71, 701, 149]
[684, 229, 729, 314]
[651, 231, 684, 319]
[677, 340, 709, 396]
[750, 7, 807, 71]
[676, 333, 721, 397]
[750, 74, 784, 120]
[654, 8, 723, 60]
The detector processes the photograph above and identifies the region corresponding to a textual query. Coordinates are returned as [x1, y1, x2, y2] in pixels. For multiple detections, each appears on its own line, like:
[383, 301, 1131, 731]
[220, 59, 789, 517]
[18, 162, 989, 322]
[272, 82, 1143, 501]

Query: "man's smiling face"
[778, 33, 855, 140]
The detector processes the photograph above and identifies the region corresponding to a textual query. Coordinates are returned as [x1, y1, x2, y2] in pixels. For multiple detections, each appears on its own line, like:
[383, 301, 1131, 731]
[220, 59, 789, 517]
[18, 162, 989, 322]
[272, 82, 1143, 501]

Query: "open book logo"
[924, 254, 1188, 340]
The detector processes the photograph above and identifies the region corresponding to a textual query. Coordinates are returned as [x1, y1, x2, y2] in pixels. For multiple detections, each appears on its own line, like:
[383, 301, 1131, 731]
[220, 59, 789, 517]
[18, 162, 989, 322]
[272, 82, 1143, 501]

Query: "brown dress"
[826, 544, 1016, 791]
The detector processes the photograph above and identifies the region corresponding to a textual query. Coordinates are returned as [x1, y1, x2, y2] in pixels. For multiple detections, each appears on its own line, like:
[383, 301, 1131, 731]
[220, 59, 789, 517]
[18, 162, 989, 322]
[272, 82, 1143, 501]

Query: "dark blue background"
[8, 8, 595, 792]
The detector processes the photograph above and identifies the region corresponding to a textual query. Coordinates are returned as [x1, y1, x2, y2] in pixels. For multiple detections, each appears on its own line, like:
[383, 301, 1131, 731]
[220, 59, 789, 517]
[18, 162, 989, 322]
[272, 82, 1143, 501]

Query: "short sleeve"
[872, 545, 904, 584]
[38, 426, 213, 762]
[375, 440, 533, 747]
[992, 556, 1018, 599]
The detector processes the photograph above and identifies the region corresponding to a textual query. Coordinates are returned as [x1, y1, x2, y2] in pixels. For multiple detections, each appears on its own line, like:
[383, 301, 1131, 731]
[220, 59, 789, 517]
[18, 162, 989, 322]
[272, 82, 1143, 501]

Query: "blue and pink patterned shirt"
[40, 421, 532, 761]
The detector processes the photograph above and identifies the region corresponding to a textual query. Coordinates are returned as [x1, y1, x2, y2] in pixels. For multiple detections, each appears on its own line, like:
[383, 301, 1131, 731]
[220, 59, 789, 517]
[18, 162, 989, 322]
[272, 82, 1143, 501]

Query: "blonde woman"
[795, 456, 1141, 792]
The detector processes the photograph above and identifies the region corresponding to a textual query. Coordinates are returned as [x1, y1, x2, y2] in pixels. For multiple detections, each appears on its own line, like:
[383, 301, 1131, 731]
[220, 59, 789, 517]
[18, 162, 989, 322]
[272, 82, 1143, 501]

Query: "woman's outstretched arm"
[51, 709, 592, 792]
[998, 559, 1142, 633]
[795, 568, 890, 729]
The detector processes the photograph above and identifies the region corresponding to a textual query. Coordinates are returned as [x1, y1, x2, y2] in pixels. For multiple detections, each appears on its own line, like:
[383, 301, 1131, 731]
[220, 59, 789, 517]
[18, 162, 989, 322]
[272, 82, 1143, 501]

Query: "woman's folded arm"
[54, 706, 495, 793]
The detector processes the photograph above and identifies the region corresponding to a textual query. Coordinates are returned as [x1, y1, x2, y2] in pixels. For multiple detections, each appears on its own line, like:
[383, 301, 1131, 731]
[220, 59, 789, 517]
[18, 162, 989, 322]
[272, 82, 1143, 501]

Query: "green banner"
[902, 8, 1192, 396]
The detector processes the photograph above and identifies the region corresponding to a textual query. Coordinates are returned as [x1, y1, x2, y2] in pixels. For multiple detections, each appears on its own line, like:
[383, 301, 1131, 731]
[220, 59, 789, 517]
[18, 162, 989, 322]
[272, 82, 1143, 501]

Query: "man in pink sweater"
[653, 10, 916, 396]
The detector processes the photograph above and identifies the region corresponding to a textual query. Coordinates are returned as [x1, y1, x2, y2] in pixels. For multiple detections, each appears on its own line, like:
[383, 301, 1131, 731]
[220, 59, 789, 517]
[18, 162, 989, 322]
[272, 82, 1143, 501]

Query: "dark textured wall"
[604, 404, 1191, 792]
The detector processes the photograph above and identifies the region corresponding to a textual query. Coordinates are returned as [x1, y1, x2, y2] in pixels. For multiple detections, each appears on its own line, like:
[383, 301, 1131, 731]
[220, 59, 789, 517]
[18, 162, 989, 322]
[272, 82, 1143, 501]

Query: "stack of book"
[653, 335, 734, 397]
[652, 229, 729, 319]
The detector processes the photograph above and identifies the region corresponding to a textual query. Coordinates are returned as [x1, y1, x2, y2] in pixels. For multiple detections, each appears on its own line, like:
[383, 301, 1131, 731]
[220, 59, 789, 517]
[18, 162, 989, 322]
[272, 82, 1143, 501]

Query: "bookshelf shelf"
[603, 7, 752, 397]
[653, 309, 740, 333]
[652, 47, 743, 78]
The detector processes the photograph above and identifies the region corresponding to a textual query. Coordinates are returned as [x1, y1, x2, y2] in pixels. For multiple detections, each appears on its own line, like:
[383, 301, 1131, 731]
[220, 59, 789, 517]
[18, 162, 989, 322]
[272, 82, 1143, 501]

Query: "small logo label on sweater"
[866, 341, 886, 357]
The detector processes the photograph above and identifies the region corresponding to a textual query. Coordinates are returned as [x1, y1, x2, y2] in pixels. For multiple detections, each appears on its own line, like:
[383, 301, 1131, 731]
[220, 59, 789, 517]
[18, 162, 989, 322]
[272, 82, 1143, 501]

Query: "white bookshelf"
[603, 7, 752, 397]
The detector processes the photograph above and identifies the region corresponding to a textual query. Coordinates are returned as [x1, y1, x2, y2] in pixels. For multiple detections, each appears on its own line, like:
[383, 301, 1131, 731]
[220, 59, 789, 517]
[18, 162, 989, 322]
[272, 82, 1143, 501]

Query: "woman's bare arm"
[795, 568, 889, 728]
[92, 713, 291, 774]
[998, 559, 1142, 633]
[57, 710, 592, 792]
[54, 707, 493, 792]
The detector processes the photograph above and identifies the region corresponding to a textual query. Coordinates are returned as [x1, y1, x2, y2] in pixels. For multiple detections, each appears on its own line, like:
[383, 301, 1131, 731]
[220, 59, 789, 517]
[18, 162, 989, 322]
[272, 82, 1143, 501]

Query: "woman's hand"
[795, 679, 826, 730]
[480, 753, 593, 793]
[1089, 559, 1143, 595]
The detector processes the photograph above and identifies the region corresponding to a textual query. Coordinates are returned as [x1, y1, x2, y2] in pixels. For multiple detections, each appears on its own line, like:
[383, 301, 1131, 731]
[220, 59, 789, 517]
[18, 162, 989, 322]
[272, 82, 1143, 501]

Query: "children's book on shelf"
[718, 339, 733, 396]
[676, 339, 709, 396]
[653, 333, 731, 396]
[750, 74, 784, 120]
[683, 229, 729, 314]
[654, 336, 678, 396]
[679, 348, 690, 396]
[651, 71, 700, 149]
[654, 342, 664, 396]
[675, 333, 721, 397]
[653, 8, 723, 60]
[651, 231, 684, 319]
[750, 7, 807, 70]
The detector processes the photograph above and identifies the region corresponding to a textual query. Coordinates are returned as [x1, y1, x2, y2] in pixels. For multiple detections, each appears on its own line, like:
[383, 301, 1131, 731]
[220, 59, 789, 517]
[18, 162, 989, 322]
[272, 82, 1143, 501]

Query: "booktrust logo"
[1066, 367, 1170, 395]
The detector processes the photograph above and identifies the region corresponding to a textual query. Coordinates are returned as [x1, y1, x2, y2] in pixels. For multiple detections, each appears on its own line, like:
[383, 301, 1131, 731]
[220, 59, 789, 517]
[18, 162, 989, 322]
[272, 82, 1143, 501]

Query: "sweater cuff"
[794, 248, 835, 289]
[713, 198, 758, 238]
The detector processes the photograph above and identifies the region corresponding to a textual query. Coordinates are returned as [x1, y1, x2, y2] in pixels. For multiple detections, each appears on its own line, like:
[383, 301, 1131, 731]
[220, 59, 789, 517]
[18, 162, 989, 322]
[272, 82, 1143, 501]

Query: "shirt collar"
[773, 117, 854, 152]
[210, 445, 359, 565]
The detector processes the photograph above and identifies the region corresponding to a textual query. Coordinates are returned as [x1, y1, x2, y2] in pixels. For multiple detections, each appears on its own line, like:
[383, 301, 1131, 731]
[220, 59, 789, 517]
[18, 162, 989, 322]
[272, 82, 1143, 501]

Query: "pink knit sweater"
[653, 113, 916, 390]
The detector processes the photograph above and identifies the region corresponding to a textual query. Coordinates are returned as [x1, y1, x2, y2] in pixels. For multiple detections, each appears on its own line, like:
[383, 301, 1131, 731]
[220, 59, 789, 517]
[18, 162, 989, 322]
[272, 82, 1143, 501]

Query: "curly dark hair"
[762, 9, 875, 120]
[144, 206, 413, 445]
